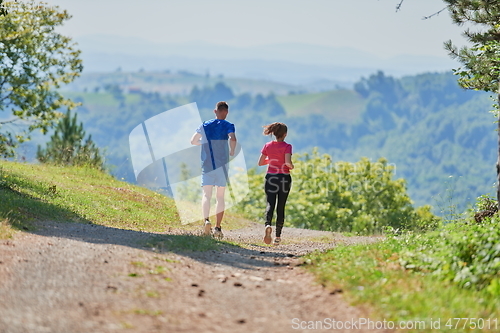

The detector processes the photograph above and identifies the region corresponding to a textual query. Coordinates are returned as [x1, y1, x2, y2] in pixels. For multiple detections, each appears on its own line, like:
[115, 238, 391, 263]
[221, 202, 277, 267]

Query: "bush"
[234, 148, 439, 234]
[397, 196, 500, 294]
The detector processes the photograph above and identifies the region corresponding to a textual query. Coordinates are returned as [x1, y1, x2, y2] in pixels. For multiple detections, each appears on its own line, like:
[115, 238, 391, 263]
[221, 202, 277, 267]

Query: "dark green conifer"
[443, 0, 500, 210]
[37, 110, 104, 170]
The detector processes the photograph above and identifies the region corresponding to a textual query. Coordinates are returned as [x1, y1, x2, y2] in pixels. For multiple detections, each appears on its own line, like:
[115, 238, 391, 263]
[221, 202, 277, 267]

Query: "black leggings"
[264, 173, 292, 237]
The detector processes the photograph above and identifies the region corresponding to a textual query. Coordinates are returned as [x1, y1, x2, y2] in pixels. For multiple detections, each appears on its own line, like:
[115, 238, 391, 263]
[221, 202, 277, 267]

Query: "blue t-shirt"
[196, 119, 235, 171]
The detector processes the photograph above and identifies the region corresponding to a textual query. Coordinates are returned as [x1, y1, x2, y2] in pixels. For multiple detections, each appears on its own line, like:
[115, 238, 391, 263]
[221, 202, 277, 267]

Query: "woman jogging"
[258, 122, 294, 245]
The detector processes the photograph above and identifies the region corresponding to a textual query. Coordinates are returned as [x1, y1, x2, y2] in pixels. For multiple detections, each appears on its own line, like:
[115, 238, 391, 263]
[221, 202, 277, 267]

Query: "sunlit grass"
[0, 218, 15, 239]
[0, 161, 250, 239]
[305, 238, 500, 333]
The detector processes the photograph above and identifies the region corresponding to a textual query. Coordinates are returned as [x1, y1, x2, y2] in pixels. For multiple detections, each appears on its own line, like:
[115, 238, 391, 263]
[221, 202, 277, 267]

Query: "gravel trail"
[0, 221, 389, 333]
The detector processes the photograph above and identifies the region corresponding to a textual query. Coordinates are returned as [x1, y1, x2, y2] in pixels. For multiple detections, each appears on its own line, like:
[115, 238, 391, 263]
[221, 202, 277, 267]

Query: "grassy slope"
[304, 237, 500, 333]
[0, 161, 248, 238]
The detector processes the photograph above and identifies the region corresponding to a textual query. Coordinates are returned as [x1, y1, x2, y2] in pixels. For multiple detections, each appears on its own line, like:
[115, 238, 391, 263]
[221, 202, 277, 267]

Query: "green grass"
[277, 89, 366, 123]
[0, 217, 15, 239]
[143, 234, 231, 252]
[304, 236, 500, 332]
[0, 161, 249, 239]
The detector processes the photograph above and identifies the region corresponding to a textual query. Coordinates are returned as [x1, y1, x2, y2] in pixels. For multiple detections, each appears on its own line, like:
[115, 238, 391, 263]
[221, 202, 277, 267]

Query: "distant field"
[63, 84, 367, 126]
[65, 71, 297, 96]
[276, 89, 366, 123]
[64, 92, 129, 107]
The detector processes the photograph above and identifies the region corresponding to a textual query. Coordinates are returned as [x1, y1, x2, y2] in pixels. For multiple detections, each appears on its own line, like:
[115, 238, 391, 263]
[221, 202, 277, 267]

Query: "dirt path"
[0, 221, 389, 333]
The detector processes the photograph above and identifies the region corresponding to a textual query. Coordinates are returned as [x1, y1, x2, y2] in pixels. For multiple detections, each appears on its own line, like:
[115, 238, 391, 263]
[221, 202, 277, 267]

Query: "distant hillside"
[23, 70, 497, 215]
[64, 70, 321, 96]
[277, 89, 366, 123]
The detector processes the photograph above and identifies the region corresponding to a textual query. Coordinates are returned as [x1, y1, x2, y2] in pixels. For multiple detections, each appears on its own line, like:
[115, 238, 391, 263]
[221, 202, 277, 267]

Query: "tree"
[0, 1, 83, 157]
[440, 1, 500, 210]
[189, 82, 235, 109]
[37, 110, 104, 170]
[234, 149, 439, 234]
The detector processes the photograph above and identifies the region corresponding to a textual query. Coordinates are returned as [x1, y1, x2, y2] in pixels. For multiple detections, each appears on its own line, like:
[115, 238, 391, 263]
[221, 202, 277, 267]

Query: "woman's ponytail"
[263, 122, 287, 139]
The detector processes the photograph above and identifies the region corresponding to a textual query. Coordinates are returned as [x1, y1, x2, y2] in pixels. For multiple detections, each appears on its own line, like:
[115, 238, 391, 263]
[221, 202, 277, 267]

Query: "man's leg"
[202, 185, 214, 235]
[215, 186, 226, 228]
[202, 185, 213, 220]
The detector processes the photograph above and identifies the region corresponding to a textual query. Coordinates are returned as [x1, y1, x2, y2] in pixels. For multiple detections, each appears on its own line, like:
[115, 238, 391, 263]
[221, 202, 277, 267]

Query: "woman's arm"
[258, 154, 268, 166]
[285, 153, 294, 170]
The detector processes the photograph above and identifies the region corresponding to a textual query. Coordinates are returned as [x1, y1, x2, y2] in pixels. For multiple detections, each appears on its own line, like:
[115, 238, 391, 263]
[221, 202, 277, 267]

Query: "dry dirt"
[0, 221, 390, 333]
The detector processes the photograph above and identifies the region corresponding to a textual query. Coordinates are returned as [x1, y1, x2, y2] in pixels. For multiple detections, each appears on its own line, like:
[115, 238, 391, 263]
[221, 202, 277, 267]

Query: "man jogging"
[190, 101, 237, 239]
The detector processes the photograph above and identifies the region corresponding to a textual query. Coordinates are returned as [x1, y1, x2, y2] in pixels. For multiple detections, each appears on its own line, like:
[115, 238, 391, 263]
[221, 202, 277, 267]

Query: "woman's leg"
[275, 174, 292, 237]
[264, 174, 278, 226]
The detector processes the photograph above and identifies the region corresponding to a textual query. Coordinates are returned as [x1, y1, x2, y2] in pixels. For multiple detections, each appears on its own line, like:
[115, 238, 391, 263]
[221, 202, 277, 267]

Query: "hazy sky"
[42, 0, 468, 59]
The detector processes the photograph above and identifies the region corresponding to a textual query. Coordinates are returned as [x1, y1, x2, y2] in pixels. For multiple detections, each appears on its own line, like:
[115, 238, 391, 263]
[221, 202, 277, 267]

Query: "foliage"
[354, 71, 408, 132]
[354, 70, 407, 102]
[474, 194, 498, 213]
[37, 110, 104, 170]
[443, 0, 500, 210]
[53, 90, 180, 182]
[189, 82, 234, 109]
[304, 237, 500, 332]
[0, 1, 83, 157]
[337, 72, 495, 215]
[234, 149, 440, 234]
[396, 195, 500, 295]
[443, 1, 500, 94]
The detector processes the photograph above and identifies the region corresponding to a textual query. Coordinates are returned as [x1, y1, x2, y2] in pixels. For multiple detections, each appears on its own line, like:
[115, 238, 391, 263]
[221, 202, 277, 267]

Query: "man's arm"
[228, 132, 237, 156]
[190, 132, 202, 146]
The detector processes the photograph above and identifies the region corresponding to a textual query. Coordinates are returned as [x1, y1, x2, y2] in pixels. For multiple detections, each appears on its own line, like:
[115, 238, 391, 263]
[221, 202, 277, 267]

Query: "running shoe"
[203, 220, 212, 236]
[273, 237, 281, 246]
[264, 225, 272, 244]
[213, 227, 223, 240]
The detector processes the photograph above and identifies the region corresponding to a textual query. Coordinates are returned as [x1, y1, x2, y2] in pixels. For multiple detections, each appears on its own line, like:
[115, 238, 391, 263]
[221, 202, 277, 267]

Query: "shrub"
[234, 148, 440, 234]
[397, 196, 500, 294]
